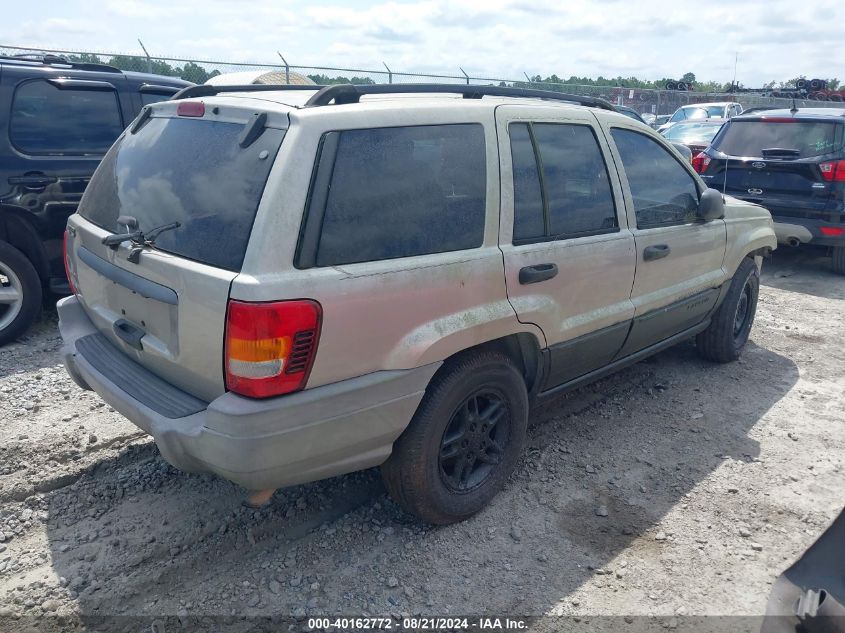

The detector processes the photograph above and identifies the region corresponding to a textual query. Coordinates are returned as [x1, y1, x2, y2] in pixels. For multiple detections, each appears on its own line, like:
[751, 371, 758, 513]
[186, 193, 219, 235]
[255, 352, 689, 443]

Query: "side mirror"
[698, 188, 725, 221]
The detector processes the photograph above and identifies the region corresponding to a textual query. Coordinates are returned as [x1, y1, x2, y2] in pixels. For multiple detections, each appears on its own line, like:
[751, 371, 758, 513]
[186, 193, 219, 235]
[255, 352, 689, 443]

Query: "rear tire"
[696, 258, 759, 363]
[832, 246, 845, 275]
[381, 351, 529, 525]
[0, 241, 42, 346]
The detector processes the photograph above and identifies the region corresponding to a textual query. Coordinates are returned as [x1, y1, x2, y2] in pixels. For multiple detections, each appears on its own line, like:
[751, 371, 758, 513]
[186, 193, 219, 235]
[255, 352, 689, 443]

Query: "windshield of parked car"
[670, 107, 708, 122]
[712, 119, 844, 158]
[662, 121, 723, 144]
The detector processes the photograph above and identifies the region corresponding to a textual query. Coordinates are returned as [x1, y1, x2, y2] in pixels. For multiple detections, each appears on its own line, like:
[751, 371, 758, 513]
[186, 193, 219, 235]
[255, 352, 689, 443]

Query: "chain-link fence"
[2, 44, 841, 117]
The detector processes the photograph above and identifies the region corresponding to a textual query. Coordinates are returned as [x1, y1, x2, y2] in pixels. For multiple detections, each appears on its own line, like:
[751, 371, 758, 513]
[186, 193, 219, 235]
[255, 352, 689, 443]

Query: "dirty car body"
[58, 84, 776, 523]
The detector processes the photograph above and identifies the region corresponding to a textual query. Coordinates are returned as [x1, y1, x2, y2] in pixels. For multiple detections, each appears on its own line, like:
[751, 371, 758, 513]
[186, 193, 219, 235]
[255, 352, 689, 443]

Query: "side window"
[310, 124, 486, 267]
[611, 128, 701, 229]
[533, 124, 617, 236]
[510, 123, 545, 241]
[10, 80, 124, 155]
[141, 92, 173, 106]
[508, 122, 617, 244]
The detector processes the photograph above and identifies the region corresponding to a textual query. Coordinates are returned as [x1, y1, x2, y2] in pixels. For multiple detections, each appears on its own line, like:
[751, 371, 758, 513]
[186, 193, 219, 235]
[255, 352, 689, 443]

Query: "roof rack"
[304, 83, 616, 110]
[172, 84, 326, 100]
[171, 82, 615, 111]
[0, 53, 122, 74]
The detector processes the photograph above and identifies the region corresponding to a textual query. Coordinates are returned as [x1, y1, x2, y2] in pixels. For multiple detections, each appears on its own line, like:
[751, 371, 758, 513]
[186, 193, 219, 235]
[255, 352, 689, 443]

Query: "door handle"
[643, 244, 671, 261]
[519, 263, 558, 285]
[113, 319, 146, 350]
[8, 175, 58, 187]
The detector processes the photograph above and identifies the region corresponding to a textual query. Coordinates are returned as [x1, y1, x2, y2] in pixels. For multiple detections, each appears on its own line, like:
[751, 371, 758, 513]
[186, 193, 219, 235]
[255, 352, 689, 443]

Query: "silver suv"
[59, 84, 776, 524]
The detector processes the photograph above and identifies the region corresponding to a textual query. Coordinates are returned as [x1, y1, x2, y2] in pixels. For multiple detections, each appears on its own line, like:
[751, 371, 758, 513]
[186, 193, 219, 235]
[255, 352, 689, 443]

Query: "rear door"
[65, 103, 287, 401]
[0, 63, 131, 282]
[601, 122, 727, 356]
[496, 105, 636, 389]
[704, 118, 844, 217]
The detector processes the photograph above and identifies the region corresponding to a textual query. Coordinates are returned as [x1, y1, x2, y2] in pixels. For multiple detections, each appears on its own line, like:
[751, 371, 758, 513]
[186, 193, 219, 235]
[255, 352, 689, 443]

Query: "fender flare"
[0, 205, 51, 284]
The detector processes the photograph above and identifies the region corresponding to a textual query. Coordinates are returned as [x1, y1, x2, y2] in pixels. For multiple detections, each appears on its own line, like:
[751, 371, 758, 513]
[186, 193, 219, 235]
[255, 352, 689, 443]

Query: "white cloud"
[4, 0, 844, 85]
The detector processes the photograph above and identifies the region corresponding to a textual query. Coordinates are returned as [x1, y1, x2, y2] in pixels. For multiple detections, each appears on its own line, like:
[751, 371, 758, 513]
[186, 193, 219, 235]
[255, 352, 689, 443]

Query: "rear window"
[79, 116, 284, 272]
[712, 120, 844, 158]
[140, 92, 175, 106]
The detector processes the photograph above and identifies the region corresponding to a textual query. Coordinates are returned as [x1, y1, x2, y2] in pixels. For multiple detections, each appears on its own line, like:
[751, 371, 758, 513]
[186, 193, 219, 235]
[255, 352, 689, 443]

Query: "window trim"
[295, 122, 488, 269]
[509, 121, 621, 246]
[9, 78, 124, 156]
[295, 132, 340, 269]
[609, 126, 706, 230]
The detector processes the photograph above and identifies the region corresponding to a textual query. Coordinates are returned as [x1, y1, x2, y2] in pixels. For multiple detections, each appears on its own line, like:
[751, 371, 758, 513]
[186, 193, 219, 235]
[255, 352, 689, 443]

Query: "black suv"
[0, 54, 191, 343]
[695, 108, 845, 274]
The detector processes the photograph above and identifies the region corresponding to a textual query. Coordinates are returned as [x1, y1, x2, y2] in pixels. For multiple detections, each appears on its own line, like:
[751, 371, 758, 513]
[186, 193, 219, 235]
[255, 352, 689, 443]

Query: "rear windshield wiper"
[102, 218, 181, 263]
[761, 147, 801, 159]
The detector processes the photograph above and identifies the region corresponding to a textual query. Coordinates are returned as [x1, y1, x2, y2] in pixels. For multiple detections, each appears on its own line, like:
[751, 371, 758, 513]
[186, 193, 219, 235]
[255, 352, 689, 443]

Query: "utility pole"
[732, 52, 738, 92]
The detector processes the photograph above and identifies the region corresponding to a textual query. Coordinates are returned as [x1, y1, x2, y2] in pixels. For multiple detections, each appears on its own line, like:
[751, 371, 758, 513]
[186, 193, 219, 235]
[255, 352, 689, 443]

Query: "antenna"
[790, 98, 799, 115]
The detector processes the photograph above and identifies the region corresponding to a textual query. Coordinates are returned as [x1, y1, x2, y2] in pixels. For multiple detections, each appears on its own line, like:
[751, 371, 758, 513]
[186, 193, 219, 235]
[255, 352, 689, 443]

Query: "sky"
[3, 0, 843, 86]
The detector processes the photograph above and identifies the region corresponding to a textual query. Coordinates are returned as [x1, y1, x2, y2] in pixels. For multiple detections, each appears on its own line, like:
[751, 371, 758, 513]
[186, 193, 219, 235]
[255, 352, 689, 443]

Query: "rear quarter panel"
[234, 103, 545, 389]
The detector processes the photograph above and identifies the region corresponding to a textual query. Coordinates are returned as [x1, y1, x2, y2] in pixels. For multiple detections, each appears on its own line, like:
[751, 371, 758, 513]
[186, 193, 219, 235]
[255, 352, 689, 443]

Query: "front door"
[599, 123, 728, 357]
[496, 105, 637, 390]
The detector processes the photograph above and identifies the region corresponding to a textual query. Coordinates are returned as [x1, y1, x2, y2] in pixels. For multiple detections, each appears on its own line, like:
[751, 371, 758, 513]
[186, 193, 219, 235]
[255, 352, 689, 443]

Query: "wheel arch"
[0, 205, 50, 286]
[723, 221, 776, 279]
[439, 332, 544, 397]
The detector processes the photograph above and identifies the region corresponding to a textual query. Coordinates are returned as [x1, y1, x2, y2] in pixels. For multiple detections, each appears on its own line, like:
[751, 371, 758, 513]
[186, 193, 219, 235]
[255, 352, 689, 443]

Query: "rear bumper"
[719, 193, 844, 247]
[57, 295, 439, 491]
[770, 216, 845, 247]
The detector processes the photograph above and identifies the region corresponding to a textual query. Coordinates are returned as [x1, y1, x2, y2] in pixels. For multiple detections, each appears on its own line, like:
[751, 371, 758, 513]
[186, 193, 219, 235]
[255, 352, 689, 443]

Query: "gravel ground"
[0, 247, 843, 631]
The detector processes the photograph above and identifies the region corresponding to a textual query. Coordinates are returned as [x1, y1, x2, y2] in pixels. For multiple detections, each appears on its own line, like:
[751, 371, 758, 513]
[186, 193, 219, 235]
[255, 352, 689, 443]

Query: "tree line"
[60, 55, 839, 92]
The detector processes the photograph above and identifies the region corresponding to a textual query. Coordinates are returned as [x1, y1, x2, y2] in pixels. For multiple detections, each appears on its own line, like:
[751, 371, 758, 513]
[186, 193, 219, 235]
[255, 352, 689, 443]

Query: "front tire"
[381, 351, 529, 525]
[0, 241, 42, 346]
[696, 257, 759, 363]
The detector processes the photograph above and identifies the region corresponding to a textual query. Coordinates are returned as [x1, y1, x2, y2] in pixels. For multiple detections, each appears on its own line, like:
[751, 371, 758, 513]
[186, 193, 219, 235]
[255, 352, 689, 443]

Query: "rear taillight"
[692, 152, 711, 173]
[819, 160, 845, 182]
[63, 229, 77, 295]
[820, 226, 845, 236]
[224, 300, 322, 398]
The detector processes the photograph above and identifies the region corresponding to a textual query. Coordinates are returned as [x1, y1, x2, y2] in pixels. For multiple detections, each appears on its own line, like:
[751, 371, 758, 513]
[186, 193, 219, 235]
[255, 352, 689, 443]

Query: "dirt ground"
[0, 247, 843, 631]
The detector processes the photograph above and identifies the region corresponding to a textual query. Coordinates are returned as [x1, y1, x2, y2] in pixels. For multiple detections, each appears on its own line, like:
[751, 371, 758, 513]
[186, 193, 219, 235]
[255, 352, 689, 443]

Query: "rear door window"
[306, 124, 486, 267]
[712, 120, 843, 158]
[10, 79, 124, 155]
[78, 116, 285, 272]
[509, 122, 618, 243]
[510, 123, 546, 241]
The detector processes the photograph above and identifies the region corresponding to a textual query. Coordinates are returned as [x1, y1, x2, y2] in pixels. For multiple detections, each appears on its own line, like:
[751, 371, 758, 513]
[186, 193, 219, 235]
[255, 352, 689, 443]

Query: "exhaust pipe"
[787, 237, 801, 248]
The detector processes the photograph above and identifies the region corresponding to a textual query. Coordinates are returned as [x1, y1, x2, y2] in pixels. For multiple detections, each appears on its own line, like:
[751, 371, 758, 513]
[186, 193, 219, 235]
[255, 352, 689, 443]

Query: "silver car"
[59, 84, 776, 524]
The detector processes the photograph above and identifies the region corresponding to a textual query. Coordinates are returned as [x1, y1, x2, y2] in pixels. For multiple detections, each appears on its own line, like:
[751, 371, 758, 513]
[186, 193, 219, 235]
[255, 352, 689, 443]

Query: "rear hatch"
[703, 117, 844, 220]
[65, 101, 287, 402]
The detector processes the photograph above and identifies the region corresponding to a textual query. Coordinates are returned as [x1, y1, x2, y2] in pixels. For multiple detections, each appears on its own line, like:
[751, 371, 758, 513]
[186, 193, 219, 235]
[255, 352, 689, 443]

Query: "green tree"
[66, 53, 104, 65]
[307, 74, 374, 85]
[178, 61, 212, 84]
[681, 72, 696, 84]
